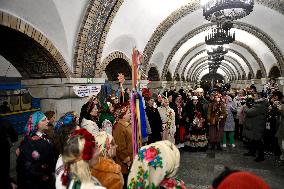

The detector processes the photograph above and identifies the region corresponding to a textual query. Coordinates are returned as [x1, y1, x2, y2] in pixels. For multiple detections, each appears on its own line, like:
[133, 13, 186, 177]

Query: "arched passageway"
[105, 58, 132, 81]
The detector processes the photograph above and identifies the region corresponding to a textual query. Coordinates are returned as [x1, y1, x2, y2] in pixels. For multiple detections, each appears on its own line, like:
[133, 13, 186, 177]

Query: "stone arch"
[194, 64, 236, 81]
[188, 59, 236, 81]
[0, 11, 71, 78]
[179, 48, 247, 80]
[192, 65, 233, 81]
[101, 51, 131, 74]
[161, 22, 274, 79]
[256, 70, 263, 79]
[148, 66, 160, 81]
[186, 57, 240, 81]
[143, 0, 284, 72]
[269, 66, 281, 79]
[105, 58, 132, 81]
[165, 71, 172, 81]
[73, 0, 124, 77]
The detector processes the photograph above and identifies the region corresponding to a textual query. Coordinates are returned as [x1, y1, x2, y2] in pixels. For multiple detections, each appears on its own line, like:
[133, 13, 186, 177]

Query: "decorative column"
[22, 78, 106, 119]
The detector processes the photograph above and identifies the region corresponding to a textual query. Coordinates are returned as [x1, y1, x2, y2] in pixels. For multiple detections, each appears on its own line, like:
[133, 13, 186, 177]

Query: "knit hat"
[55, 112, 78, 131]
[128, 140, 184, 189]
[94, 131, 113, 157]
[212, 171, 271, 189]
[25, 111, 46, 136]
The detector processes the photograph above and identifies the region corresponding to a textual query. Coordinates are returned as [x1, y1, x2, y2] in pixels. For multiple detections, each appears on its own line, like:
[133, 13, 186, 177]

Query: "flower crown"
[61, 128, 96, 186]
[70, 128, 96, 161]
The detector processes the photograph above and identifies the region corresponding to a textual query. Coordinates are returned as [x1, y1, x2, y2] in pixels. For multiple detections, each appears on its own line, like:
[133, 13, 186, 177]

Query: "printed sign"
[73, 85, 101, 97]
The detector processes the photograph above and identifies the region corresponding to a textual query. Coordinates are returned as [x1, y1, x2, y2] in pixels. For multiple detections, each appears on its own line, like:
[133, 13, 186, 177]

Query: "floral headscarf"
[94, 131, 113, 157]
[55, 112, 78, 131]
[25, 111, 46, 136]
[128, 140, 184, 189]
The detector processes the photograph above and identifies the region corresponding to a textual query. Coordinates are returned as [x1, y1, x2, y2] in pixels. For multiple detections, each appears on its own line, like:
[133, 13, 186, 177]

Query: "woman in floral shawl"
[127, 140, 185, 189]
[158, 97, 176, 144]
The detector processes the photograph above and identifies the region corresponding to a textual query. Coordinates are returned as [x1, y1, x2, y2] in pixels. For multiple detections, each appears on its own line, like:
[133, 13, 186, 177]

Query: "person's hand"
[15, 148, 20, 156]
[11, 182, 17, 189]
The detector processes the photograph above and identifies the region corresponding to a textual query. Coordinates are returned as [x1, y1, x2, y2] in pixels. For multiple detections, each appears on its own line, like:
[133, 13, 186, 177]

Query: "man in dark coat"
[145, 98, 163, 143]
[0, 119, 18, 189]
[243, 92, 269, 162]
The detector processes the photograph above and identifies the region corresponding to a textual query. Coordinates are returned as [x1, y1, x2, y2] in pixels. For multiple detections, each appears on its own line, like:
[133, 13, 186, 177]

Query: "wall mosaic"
[73, 0, 124, 77]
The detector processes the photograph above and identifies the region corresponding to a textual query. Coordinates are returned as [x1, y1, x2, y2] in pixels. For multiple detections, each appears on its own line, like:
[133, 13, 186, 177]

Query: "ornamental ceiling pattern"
[161, 21, 283, 80]
[142, 0, 284, 78]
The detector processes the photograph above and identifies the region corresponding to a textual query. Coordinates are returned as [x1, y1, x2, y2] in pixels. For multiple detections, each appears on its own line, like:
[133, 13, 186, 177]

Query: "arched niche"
[0, 25, 68, 78]
[175, 73, 180, 81]
[256, 70, 263, 79]
[105, 58, 131, 81]
[165, 71, 172, 81]
[148, 67, 160, 81]
[248, 72, 252, 80]
[269, 66, 281, 79]
[242, 74, 246, 80]
[181, 75, 185, 81]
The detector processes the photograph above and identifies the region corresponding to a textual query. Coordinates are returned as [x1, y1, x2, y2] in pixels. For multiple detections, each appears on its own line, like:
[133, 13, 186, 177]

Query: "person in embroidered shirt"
[16, 111, 56, 189]
[53, 112, 80, 189]
[158, 96, 176, 144]
[60, 128, 105, 189]
[127, 140, 185, 189]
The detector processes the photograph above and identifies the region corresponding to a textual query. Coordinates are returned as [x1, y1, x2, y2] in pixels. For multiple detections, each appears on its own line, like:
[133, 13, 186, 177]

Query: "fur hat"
[128, 140, 185, 189]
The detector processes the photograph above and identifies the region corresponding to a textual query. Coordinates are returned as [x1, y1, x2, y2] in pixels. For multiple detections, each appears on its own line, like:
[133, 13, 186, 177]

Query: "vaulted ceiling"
[1, 0, 284, 80]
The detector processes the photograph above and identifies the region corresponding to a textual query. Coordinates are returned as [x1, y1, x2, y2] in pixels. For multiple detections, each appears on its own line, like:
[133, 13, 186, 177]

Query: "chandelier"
[207, 45, 228, 56]
[205, 24, 235, 45]
[208, 54, 224, 62]
[202, 0, 254, 22]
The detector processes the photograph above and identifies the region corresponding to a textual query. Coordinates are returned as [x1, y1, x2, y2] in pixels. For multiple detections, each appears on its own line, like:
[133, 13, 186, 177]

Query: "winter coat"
[243, 99, 269, 140]
[16, 134, 55, 189]
[91, 157, 124, 189]
[145, 106, 163, 143]
[113, 119, 133, 174]
[224, 97, 236, 132]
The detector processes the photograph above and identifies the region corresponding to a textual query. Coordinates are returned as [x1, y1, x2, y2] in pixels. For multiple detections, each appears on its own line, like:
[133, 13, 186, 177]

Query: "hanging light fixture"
[205, 23, 235, 45]
[207, 45, 228, 56]
[202, 0, 254, 22]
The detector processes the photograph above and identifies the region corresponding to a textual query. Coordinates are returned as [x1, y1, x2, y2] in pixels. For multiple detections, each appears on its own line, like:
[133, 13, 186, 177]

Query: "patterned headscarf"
[94, 131, 113, 157]
[114, 102, 130, 119]
[55, 112, 78, 131]
[25, 111, 46, 136]
[128, 140, 185, 189]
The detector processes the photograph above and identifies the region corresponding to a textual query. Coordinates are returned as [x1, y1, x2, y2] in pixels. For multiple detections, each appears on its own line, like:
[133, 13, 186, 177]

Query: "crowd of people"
[2, 78, 284, 189]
